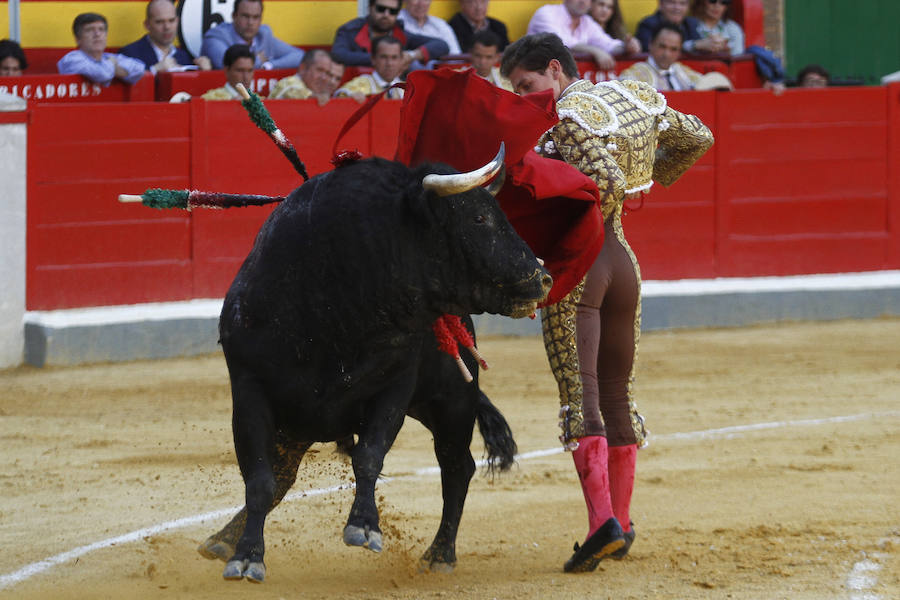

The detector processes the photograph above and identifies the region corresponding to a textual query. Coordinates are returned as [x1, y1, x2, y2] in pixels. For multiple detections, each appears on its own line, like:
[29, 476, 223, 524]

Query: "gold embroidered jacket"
[201, 83, 241, 101]
[268, 74, 313, 100]
[535, 79, 714, 220]
[336, 74, 405, 99]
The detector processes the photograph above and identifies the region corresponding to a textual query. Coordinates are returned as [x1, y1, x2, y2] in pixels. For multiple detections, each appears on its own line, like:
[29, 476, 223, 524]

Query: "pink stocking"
[571, 436, 615, 537]
[607, 444, 637, 532]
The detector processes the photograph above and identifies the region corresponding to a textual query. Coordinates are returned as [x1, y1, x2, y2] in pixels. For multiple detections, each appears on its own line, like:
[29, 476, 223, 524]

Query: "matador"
[502, 32, 714, 572]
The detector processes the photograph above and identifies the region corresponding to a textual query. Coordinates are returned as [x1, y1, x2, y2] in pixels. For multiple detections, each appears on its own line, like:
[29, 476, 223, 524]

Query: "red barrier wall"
[0, 73, 155, 102]
[24, 84, 900, 310]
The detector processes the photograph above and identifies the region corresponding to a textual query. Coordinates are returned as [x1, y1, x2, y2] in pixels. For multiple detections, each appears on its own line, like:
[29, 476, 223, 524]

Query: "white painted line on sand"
[2, 410, 898, 591]
[847, 556, 884, 600]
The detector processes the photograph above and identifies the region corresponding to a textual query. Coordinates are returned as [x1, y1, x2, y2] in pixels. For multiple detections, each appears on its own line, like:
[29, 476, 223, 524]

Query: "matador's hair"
[500, 33, 579, 80]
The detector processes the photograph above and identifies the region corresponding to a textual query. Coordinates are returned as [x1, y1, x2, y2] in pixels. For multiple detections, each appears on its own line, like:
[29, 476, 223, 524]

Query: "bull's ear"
[404, 180, 442, 226]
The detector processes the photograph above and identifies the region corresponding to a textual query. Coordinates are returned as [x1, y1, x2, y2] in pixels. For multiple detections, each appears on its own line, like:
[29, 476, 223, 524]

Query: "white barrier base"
[20, 271, 900, 367]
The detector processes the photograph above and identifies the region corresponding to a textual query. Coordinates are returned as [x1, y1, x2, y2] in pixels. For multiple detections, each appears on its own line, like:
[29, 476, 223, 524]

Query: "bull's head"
[412, 144, 552, 319]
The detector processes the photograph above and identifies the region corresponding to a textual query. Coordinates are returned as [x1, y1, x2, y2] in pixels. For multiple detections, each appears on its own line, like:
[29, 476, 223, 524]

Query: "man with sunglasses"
[634, 0, 701, 52]
[332, 0, 449, 69]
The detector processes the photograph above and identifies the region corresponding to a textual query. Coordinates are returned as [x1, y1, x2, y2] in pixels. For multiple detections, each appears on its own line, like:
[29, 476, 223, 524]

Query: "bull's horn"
[485, 163, 506, 197]
[422, 142, 505, 197]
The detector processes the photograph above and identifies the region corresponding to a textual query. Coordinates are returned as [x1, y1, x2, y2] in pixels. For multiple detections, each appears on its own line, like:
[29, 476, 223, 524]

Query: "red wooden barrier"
[886, 83, 900, 267]
[26, 102, 193, 309]
[23, 86, 900, 310]
[0, 72, 155, 102]
[155, 69, 296, 101]
[627, 91, 719, 280]
[715, 86, 892, 277]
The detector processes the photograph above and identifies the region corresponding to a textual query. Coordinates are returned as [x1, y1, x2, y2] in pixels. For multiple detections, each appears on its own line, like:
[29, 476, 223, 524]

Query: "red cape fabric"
[395, 69, 604, 305]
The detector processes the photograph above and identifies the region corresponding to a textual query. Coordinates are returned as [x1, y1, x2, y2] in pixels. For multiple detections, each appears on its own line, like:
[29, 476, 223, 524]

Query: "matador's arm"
[653, 106, 714, 187]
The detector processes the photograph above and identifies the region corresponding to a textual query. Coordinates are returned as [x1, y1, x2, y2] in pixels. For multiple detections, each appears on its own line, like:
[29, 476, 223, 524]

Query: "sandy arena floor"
[1, 318, 898, 599]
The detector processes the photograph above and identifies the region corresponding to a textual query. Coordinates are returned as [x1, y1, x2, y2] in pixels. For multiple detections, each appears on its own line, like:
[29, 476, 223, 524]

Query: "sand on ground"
[1, 318, 898, 599]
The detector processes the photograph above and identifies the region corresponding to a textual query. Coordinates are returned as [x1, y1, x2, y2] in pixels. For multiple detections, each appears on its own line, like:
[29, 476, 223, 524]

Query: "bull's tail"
[475, 390, 517, 474]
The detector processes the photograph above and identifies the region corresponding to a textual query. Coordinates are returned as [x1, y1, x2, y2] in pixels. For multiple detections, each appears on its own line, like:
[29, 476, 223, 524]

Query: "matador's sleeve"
[549, 118, 627, 207]
[653, 105, 714, 187]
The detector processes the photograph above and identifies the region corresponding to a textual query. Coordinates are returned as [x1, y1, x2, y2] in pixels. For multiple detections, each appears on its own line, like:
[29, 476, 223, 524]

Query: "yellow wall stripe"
[4, 0, 658, 48]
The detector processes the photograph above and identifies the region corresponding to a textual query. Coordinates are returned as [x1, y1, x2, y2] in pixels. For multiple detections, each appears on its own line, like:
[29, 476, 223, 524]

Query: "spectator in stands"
[201, 0, 303, 70]
[468, 30, 512, 90]
[0, 39, 27, 76]
[336, 35, 406, 101]
[590, 0, 641, 55]
[635, 0, 702, 53]
[449, 0, 509, 53]
[121, 0, 212, 73]
[332, 0, 449, 68]
[269, 49, 344, 104]
[796, 64, 829, 88]
[527, 0, 628, 70]
[619, 23, 702, 90]
[690, 0, 744, 56]
[58, 13, 146, 85]
[202, 44, 254, 100]
[400, 0, 461, 56]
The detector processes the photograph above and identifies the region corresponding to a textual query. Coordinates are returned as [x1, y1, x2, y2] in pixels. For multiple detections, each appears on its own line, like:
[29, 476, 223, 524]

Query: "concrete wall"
[0, 96, 27, 368]
[21, 271, 900, 367]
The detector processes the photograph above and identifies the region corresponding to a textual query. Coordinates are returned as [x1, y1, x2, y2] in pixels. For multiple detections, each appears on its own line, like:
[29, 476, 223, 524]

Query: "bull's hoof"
[198, 537, 235, 562]
[418, 558, 456, 574]
[223, 559, 247, 580]
[222, 559, 266, 583]
[343, 524, 383, 552]
[245, 562, 266, 583]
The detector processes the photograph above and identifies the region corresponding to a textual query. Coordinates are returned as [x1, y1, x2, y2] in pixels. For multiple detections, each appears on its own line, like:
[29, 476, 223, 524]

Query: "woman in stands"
[0, 39, 28, 76]
[690, 0, 745, 56]
[589, 0, 640, 55]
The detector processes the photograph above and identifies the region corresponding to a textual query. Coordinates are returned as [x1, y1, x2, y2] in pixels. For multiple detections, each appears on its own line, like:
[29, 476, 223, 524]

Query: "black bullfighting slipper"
[563, 517, 625, 573]
[610, 521, 635, 560]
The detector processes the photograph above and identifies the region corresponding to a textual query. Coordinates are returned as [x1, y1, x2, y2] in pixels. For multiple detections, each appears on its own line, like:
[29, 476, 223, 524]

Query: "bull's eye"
[474, 214, 487, 224]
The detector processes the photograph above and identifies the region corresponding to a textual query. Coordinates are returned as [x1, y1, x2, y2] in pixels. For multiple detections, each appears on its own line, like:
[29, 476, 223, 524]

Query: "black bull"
[198, 155, 552, 582]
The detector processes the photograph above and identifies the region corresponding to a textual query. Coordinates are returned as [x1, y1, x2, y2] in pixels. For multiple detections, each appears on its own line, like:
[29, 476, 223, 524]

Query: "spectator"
[618, 23, 702, 90]
[202, 44, 255, 100]
[337, 35, 406, 101]
[57, 13, 145, 85]
[590, 0, 641, 55]
[690, 0, 744, 56]
[527, 0, 626, 70]
[121, 0, 212, 73]
[200, 0, 303, 70]
[449, 0, 509, 53]
[332, 0, 449, 69]
[796, 64, 829, 88]
[468, 30, 512, 91]
[0, 39, 27, 76]
[399, 0, 462, 56]
[269, 49, 344, 105]
[635, 0, 701, 53]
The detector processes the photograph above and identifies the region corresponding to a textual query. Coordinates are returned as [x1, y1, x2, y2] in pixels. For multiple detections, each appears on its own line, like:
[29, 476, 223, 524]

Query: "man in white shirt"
[399, 0, 461, 56]
[526, 0, 622, 69]
[57, 13, 146, 85]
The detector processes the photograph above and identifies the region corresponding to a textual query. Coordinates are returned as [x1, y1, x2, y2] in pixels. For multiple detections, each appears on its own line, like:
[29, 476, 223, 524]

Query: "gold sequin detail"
[541, 278, 592, 444]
